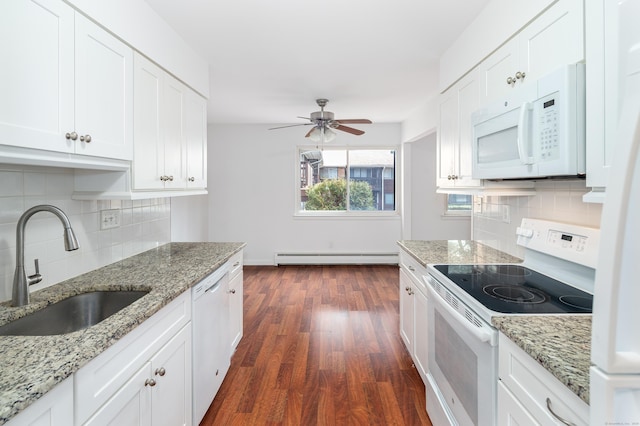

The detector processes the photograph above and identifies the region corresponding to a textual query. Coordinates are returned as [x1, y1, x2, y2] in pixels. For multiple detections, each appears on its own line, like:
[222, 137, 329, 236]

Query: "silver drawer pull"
[144, 378, 156, 387]
[408, 265, 415, 272]
[546, 398, 575, 426]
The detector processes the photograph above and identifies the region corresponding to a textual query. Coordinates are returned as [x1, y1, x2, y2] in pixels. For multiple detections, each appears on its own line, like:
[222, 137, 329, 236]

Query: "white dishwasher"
[192, 264, 230, 424]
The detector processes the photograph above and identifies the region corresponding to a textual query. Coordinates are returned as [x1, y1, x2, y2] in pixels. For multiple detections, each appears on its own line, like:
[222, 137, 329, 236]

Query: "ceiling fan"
[269, 99, 372, 142]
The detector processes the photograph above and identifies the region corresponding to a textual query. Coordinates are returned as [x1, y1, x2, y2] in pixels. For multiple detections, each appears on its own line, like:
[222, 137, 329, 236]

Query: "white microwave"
[471, 63, 586, 180]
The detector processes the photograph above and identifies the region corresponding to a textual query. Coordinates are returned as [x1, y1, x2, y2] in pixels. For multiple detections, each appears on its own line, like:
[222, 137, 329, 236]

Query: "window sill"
[294, 211, 401, 220]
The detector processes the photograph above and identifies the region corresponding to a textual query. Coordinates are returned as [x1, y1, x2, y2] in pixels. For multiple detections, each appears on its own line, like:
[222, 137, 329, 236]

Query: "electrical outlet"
[100, 209, 121, 230]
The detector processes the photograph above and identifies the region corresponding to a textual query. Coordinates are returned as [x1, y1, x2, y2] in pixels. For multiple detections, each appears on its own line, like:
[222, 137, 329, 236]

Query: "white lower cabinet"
[498, 333, 589, 426]
[398, 250, 429, 384]
[227, 251, 244, 355]
[84, 321, 193, 426]
[6, 378, 73, 426]
[75, 291, 192, 426]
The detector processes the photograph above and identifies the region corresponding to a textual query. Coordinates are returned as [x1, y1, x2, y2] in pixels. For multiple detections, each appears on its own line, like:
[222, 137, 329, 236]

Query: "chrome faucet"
[12, 205, 79, 307]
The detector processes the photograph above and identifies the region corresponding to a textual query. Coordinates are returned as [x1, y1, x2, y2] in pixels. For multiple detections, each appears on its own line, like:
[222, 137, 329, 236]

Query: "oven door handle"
[426, 280, 497, 346]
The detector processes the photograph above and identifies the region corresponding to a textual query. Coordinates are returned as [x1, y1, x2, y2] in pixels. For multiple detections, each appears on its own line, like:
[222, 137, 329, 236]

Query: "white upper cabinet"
[437, 69, 482, 189]
[583, 0, 618, 202]
[0, 0, 133, 161]
[478, 0, 584, 105]
[184, 91, 208, 189]
[0, 0, 74, 152]
[132, 53, 207, 194]
[74, 13, 133, 160]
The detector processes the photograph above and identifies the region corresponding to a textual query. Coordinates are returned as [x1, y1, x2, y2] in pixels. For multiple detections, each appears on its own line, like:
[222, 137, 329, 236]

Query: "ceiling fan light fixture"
[309, 126, 336, 143]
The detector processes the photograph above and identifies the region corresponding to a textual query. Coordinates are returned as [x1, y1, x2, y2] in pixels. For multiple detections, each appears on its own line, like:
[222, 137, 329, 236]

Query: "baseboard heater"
[274, 252, 399, 266]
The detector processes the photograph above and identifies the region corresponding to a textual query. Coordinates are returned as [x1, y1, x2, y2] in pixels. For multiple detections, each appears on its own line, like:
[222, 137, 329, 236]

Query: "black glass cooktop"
[434, 264, 593, 314]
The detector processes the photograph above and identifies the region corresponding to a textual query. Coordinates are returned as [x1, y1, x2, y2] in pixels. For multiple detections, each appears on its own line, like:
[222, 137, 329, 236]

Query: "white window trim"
[295, 145, 400, 217]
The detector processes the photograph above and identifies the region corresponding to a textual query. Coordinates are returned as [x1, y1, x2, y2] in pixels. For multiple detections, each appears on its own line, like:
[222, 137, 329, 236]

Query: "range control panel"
[516, 218, 600, 268]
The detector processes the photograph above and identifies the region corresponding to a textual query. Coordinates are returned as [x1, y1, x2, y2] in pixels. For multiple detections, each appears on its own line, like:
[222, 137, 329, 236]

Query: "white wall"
[0, 165, 171, 303]
[207, 123, 403, 265]
[473, 180, 603, 258]
[403, 133, 471, 240]
[170, 194, 208, 242]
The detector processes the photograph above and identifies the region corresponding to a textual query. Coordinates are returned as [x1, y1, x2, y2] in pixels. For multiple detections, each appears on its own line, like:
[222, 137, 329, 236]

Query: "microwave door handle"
[517, 102, 535, 164]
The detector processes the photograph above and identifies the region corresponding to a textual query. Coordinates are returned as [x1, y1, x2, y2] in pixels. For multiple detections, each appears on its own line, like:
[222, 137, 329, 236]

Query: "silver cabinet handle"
[233, 261, 240, 267]
[228, 288, 236, 294]
[155, 367, 166, 376]
[80, 134, 91, 143]
[188, 177, 195, 182]
[507, 76, 515, 85]
[516, 71, 526, 80]
[144, 378, 156, 387]
[408, 266, 415, 272]
[546, 398, 575, 426]
[65, 132, 78, 140]
[168, 176, 174, 182]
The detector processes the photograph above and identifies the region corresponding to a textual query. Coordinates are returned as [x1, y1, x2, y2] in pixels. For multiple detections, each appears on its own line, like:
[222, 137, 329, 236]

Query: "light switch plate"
[100, 209, 121, 230]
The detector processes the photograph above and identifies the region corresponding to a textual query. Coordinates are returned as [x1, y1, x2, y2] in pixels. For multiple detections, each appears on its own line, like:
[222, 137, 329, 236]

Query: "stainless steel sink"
[0, 291, 149, 336]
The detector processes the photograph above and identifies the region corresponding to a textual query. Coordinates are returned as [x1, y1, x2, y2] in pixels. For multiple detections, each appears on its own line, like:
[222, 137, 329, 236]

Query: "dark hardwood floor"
[201, 265, 432, 425]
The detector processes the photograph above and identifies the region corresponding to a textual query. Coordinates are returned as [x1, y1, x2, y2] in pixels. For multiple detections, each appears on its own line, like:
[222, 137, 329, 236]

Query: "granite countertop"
[397, 239, 522, 265]
[0, 242, 245, 425]
[493, 315, 591, 404]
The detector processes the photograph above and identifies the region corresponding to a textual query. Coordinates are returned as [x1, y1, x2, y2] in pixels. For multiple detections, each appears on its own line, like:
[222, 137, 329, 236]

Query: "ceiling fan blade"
[297, 116, 312, 121]
[304, 128, 316, 137]
[335, 124, 365, 136]
[334, 119, 372, 124]
[268, 123, 314, 130]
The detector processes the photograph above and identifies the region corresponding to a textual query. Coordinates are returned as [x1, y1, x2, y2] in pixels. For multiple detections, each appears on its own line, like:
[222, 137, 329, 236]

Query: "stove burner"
[483, 285, 547, 304]
[559, 295, 593, 311]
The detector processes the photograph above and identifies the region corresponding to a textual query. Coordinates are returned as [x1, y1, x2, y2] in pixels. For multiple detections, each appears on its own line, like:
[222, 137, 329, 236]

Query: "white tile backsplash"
[472, 180, 603, 258]
[0, 166, 171, 303]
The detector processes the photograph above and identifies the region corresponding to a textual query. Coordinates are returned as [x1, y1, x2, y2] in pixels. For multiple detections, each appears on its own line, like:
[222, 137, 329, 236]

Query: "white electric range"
[423, 218, 599, 426]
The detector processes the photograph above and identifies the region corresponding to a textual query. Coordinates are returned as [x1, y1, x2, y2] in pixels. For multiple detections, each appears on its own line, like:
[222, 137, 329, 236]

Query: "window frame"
[295, 145, 400, 218]
[443, 193, 473, 217]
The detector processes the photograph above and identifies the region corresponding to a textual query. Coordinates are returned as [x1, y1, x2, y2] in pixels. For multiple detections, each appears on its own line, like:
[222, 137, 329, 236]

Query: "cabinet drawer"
[498, 333, 589, 426]
[228, 251, 243, 280]
[74, 291, 191, 424]
[399, 251, 427, 294]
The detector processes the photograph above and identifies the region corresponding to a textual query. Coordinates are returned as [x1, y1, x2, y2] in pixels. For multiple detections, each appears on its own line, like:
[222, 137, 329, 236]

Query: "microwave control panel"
[538, 96, 560, 161]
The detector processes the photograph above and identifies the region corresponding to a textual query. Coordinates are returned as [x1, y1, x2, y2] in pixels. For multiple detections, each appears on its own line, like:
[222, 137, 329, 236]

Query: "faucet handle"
[28, 259, 43, 286]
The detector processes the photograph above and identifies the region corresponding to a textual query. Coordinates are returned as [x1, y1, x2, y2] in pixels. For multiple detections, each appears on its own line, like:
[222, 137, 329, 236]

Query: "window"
[446, 194, 473, 215]
[299, 148, 396, 213]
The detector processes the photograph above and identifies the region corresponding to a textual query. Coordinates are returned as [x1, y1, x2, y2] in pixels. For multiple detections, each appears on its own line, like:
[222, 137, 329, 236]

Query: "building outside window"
[299, 148, 396, 213]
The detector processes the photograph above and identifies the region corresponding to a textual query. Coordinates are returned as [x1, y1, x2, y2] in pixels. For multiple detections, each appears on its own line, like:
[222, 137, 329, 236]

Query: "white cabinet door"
[184, 90, 208, 189]
[162, 75, 187, 190]
[228, 271, 244, 354]
[133, 54, 164, 190]
[478, 0, 584, 106]
[436, 89, 458, 188]
[519, 0, 584, 82]
[151, 324, 192, 426]
[399, 268, 414, 353]
[478, 38, 519, 104]
[0, 0, 74, 152]
[74, 13, 133, 160]
[437, 70, 482, 189]
[413, 287, 429, 384]
[6, 379, 73, 426]
[497, 381, 539, 426]
[456, 72, 481, 186]
[84, 364, 152, 426]
[584, 0, 618, 198]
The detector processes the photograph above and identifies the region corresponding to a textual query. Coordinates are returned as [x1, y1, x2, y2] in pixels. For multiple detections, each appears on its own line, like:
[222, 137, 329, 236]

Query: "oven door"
[425, 276, 498, 426]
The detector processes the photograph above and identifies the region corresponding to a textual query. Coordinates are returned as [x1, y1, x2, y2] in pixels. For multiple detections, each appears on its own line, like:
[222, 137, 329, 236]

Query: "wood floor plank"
[201, 265, 432, 425]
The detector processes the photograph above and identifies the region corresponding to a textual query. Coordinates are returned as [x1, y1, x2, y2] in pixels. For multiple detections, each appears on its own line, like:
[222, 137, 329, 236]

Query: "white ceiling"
[144, 0, 489, 125]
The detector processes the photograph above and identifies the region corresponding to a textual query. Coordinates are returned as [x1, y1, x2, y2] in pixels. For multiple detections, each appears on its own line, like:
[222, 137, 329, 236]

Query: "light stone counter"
[0, 242, 245, 425]
[397, 240, 522, 265]
[493, 315, 591, 404]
